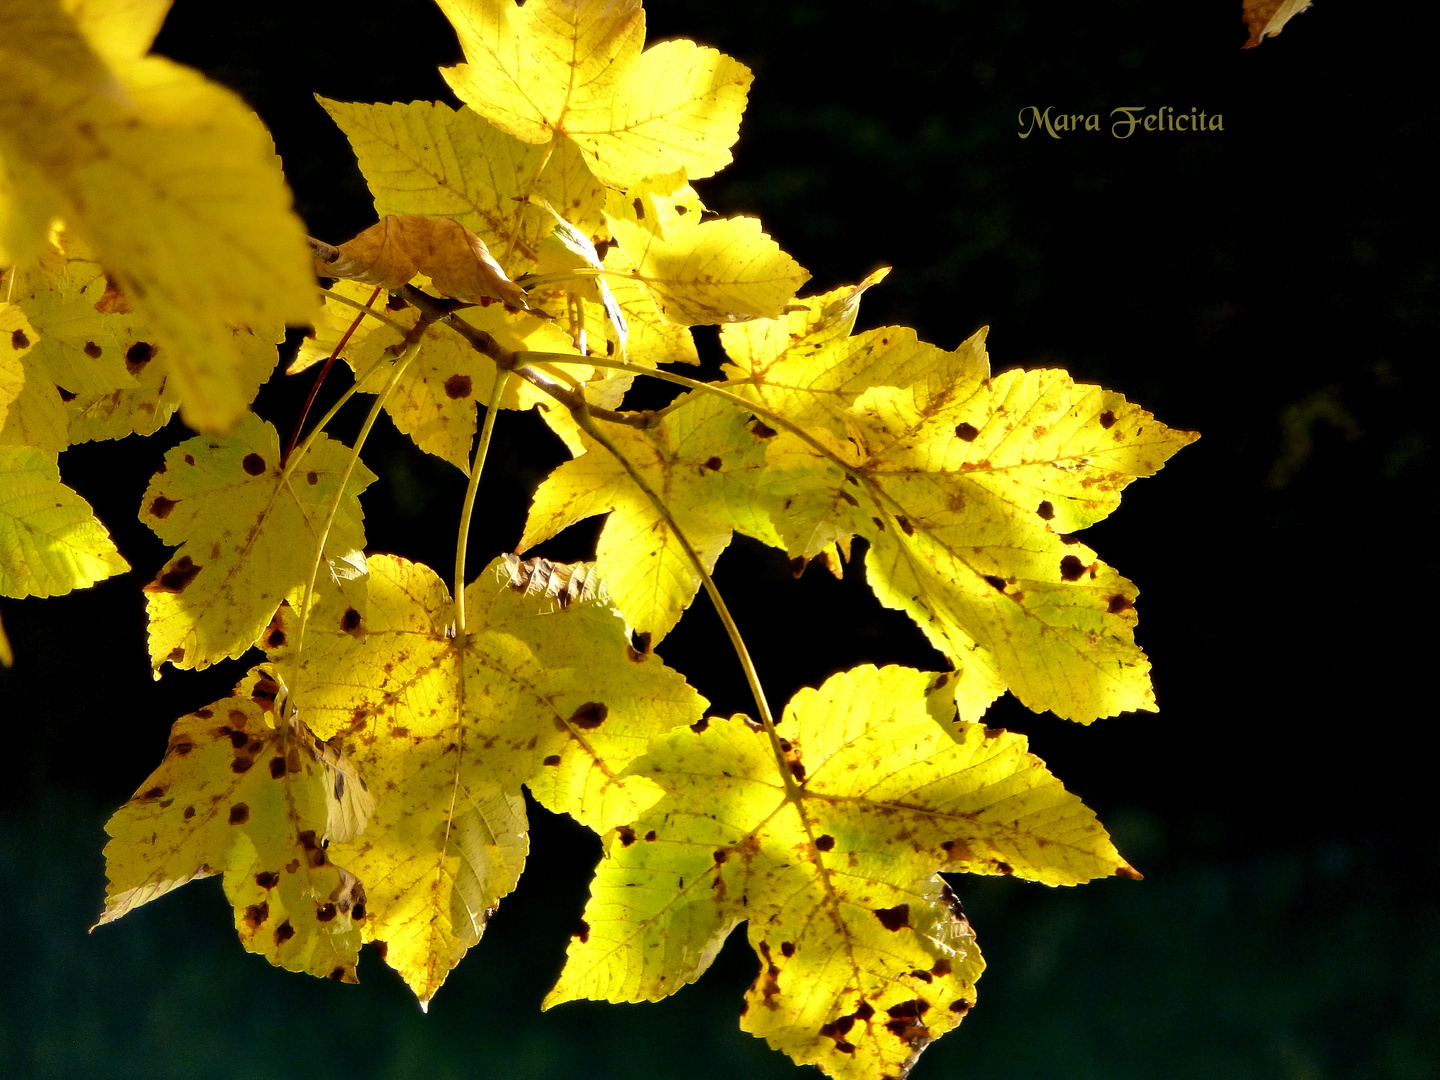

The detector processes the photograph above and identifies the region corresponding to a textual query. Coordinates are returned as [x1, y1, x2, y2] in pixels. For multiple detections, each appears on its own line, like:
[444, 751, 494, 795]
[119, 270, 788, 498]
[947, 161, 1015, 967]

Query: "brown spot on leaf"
[1108, 594, 1133, 613]
[1037, 500, 1054, 520]
[10, 329, 29, 350]
[231, 757, 254, 774]
[183, 806, 195, 819]
[897, 516, 914, 536]
[444, 373, 472, 399]
[142, 786, 166, 800]
[183, 454, 195, 466]
[148, 495, 177, 519]
[626, 631, 652, 662]
[341, 608, 363, 634]
[984, 575, 1006, 591]
[147, 556, 201, 594]
[871, 516, 885, 531]
[569, 702, 608, 729]
[994, 861, 1014, 875]
[241, 453, 266, 476]
[1116, 865, 1144, 880]
[244, 901, 268, 928]
[1060, 555, 1087, 581]
[1099, 410, 1117, 429]
[227, 729, 248, 748]
[83, 341, 102, 358]
[575, 919, 590, 943]
[780, 941, 796, 957]
[269, 756, 286, 780]
[839, 489, 859, 507]
[617, 827, 636, 847]
[789, 760, 806, 781]
[542, 754, 561, 766]
[306, 470, 318, 485]
[931, 958, 952, 976]
[125, 342, 156, 371]
[749, 418, 777, 439]
[949, 999, 972, 1014]
[255, 871, 279, 889]
[874, 904, 910, 931]
[316, 903, 337, 922]
[955, 422, 979, 441]
[704, 456, 723, 470]
[328, 966, 346, 980]
[58, 387, 77, 402]
[265, 624, 286, 649]
[228, 803, 249, 824]
[713, 848, 728, 863]
[632, 196, 645, 218]
[814, 835, 835, 852]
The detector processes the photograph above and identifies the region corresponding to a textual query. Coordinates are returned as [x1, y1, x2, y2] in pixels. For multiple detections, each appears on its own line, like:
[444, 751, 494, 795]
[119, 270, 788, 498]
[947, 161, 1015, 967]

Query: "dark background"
[2, 1, 1434, 1077]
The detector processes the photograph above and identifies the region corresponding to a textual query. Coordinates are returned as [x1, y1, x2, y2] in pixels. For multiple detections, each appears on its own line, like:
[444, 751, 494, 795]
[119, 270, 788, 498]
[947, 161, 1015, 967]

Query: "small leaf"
[97, 668, 365, 983]
[138, 413, 375, 674]
[0, 444, 128, 598]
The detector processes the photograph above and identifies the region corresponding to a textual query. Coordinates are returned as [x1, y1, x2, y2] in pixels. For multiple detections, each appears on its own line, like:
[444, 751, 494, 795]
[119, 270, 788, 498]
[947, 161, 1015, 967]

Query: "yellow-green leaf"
[519, 389, 778, 642]
[0, 443, 127, 597]
[0, 0, 315, 431]
[138, 413, 375, 674]
[263, 554, 705, 1006]
[317, 96, 606, 272]
[293, 279, 582, 470]
[547, 664, 1135, 1080]
[97, 668, 366, 983]
[436, 0, 752, 188]
[605, 177, 810, 325]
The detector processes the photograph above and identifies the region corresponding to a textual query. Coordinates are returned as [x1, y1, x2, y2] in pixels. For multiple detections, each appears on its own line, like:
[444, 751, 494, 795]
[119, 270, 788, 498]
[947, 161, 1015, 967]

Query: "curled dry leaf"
[1242, 0, 1313, 47]
[315, 214, 529, 309]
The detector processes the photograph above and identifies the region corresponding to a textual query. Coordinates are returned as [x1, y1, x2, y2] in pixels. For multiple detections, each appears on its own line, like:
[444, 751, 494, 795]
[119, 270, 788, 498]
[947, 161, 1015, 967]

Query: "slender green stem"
[288, 339, 422, 705]
[453, 370, 510, 635]
[569, 408, 803, 802]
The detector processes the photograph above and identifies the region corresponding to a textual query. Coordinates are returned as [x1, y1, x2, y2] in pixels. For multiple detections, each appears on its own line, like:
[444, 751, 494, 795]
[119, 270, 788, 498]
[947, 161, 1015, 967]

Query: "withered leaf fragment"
[315, 215, 529, 309]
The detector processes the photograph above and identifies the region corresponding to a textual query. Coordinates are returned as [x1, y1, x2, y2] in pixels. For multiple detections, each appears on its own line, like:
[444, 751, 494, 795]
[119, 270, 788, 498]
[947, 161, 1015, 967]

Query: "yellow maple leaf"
[138, 412, 375, 674]
[317, 96, 607, 272]
[97, 667, 367, 983]
[436, 0, 752, 189]
[1, 235, 276, 448]
[547, 664, 1135, 1080]
[718, 289, 1195, 722]
[520, 389, 780, 642]
[0, 443, 128, 598]
[293, 279, 584, 470]
[263, 553, 705, 1006]
[604, 176, 811, 325]
[0, 0, 314, 432]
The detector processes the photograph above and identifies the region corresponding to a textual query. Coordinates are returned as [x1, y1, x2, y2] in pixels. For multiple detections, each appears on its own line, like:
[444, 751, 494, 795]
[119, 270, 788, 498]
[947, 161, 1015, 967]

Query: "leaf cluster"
[0, 2, 1195, 1077]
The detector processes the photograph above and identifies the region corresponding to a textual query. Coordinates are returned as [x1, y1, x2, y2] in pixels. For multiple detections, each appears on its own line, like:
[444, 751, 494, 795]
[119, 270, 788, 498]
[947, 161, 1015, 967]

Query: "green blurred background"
[2, 1, 1435, 1077]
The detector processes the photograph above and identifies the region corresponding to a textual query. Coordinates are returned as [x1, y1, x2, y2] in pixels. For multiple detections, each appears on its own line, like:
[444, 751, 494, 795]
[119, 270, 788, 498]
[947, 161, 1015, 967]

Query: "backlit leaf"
[436, 0, 752, 188]
[0, 443, 128, 598]
[138, 413, 376, 674]
[264, 554, 705, 1005]
[1242, 0, 1313, 47]
[0, 0, 315, 431]
[520, 389, 778, 642]
[317, 96, 606, 272]
[547, 664, 1135, 1079]
[97, 668, 366, 983]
